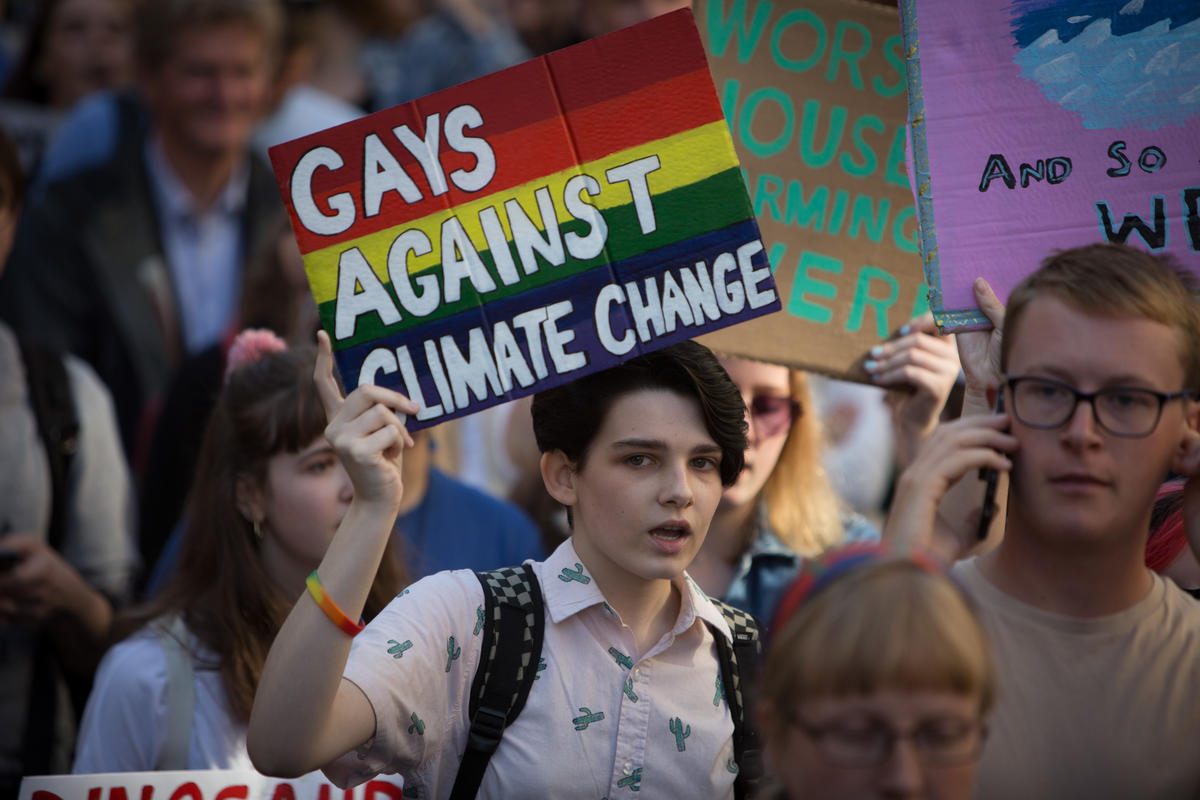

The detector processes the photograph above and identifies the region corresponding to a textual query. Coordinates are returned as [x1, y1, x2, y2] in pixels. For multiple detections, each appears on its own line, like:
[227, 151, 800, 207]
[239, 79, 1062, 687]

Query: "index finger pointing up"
[314, 330, 345, 421]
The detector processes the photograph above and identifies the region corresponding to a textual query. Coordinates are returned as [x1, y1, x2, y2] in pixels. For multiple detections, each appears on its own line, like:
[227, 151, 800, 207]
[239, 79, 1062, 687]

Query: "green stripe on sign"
[319, 167, 752, 350]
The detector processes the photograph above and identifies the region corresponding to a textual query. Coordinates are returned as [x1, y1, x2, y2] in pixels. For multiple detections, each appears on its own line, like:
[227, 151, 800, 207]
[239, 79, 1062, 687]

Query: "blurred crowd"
[1, 1, 1196, 799]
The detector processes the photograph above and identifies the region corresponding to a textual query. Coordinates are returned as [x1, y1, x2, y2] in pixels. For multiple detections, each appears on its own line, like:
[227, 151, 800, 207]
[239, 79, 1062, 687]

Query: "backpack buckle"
[467, 706, 507, 755]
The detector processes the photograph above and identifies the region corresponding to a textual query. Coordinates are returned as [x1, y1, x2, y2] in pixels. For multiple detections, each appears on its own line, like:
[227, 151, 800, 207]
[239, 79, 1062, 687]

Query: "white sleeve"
[72, 633, 169, 772]
[323, 570, 484, 789]
[58, 356, 137, 601]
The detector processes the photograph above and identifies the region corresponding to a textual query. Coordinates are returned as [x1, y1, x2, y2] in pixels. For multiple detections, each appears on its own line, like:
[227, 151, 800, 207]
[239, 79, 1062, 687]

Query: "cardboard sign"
[269, 9, 778, 429]
[694, 0, 927, 378]
[19, 771, 407, 800]
[903, 0, 1200, 330]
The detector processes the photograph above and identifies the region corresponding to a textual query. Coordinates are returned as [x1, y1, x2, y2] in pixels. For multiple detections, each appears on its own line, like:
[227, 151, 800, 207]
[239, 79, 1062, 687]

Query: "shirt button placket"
[610, 661, 651, 796]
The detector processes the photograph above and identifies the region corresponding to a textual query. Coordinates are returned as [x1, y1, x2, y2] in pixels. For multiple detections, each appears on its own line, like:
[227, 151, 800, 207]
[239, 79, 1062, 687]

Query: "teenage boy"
[248, 334, 753, 798]
[885, 243, 1200, 799]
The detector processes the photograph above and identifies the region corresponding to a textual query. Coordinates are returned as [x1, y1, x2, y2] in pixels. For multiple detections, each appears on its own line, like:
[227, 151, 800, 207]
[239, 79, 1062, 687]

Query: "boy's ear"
[235, 473, 264, 524]
[540, 450, 578, 507]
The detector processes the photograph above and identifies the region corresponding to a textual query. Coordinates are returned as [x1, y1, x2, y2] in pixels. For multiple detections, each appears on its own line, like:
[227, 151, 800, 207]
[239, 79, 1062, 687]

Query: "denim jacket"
[721, 503, 879, 624]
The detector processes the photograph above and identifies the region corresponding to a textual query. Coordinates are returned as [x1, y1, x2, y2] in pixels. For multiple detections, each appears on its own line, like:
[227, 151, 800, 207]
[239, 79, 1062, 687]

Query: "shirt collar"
[144, 134, 250, 220]
[540, 539, 734, 643]
[540, 539, 609, 623]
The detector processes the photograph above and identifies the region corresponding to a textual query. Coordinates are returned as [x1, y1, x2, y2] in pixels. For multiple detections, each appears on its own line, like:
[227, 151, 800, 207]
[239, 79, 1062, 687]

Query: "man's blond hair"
[1001, 243, 1200, 388]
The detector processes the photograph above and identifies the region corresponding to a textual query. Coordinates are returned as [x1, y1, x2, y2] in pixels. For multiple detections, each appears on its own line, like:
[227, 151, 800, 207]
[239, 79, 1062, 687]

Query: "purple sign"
[903, 0, 1200, 329]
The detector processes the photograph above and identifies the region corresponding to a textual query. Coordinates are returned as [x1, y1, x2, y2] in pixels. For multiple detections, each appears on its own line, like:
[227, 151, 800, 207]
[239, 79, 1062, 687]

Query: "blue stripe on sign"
[333, 217, 776, 431]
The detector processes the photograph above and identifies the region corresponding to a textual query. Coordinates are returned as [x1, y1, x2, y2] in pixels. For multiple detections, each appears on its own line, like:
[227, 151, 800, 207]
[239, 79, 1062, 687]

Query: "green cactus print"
[445, 636, 461, 672]
[407, 713, 425, 735]
[558, 562, 590, 584]
[572, 706, 605, 730]
[616, 768, 642, 791]
[668, 717, 691, 751]
[535, 656, 547, 680]
[473, 605, 485, 636]
[608, 647, 633, 670]
[726, 759, 739, 774]
[713, 674, 724, 706]
[623, 676, 638, 703]
[387, 639, 413, 659]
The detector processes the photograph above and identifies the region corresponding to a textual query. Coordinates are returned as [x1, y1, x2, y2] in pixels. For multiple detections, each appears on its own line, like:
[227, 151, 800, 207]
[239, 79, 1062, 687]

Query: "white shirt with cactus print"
[324, 539, 738, 799]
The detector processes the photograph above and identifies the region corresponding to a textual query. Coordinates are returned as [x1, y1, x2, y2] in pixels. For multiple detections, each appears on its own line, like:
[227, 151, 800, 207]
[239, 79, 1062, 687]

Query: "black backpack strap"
[706, 598, 763, 800]
[16, 337, 79, 550]
[15, 338, 80, 778]
[449, 564, 545, 800]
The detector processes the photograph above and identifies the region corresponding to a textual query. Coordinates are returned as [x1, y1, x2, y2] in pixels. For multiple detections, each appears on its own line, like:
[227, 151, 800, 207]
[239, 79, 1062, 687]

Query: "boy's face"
[1004, 295, 1198, 547]
[549, 388, 725, 592]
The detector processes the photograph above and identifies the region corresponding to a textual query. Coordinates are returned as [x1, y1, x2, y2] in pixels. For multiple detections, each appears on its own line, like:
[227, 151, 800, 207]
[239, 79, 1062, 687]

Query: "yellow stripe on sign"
[303, 120, 737, 305]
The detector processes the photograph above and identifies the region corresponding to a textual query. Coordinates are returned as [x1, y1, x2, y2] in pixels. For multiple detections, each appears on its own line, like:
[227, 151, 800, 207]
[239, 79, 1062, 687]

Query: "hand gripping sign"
[269, 9, 780, 430]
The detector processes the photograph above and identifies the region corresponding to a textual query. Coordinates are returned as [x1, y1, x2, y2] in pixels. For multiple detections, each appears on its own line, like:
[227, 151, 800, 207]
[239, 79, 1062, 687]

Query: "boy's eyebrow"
[612, 438, 668, 451]
[611, 438, 722, 456]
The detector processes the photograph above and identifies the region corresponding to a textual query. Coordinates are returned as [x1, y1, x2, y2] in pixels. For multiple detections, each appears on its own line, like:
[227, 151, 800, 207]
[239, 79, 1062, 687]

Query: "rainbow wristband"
[306, 571, 365, 637]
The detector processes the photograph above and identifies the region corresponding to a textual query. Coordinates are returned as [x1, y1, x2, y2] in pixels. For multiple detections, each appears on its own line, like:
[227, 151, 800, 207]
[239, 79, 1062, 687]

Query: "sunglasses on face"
[748, 394, 800, 438]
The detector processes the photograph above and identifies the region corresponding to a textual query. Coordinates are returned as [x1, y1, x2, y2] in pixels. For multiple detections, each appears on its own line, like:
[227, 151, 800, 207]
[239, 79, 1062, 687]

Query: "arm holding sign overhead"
[248, 332, 418, 777]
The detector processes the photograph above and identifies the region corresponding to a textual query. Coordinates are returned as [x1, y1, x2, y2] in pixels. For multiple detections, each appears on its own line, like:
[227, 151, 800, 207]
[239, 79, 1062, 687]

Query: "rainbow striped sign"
[269, 9, 778, 429]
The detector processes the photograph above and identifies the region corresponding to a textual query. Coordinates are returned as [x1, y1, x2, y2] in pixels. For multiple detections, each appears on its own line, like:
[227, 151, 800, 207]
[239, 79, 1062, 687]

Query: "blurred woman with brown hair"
[73, 333, 407, 771]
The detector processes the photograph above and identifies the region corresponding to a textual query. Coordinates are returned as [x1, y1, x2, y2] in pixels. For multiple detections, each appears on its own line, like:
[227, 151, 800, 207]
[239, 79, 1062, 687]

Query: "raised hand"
[314, 330, 419, 509]
[956, 278, 1006, 409]
[867, 312, 961, 469]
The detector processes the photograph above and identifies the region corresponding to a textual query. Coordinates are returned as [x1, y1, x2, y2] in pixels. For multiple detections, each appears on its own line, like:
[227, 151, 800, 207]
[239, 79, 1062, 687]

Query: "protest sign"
[19, 771, 407, 800]
[694, 0, 927, 378]
[903, 0, 1200, 330]
[269, 9, 778, 430]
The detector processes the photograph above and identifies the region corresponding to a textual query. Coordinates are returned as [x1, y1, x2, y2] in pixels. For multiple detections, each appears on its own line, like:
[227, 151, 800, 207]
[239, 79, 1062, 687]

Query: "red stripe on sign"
[284, 67, 721, 253]
[566, 67, 724, 164]
[268, 58, 560, 185]
[547, 9, 710, 113]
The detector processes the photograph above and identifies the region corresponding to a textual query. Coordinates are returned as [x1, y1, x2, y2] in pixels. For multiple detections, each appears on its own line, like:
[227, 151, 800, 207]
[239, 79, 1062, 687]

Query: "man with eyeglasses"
[886, 242, 1200, 800]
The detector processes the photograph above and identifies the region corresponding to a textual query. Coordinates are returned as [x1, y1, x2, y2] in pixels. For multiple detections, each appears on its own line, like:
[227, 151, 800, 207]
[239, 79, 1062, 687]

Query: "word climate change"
[288, 103, 775, 422]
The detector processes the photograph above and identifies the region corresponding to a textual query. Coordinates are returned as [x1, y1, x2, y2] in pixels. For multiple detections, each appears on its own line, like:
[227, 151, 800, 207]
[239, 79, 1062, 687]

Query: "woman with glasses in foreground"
[758, 544, 994, 800]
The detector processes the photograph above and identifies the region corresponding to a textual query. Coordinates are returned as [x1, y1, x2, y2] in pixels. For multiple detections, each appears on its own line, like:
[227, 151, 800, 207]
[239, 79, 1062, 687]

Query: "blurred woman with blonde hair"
[688, 318, 959, 622]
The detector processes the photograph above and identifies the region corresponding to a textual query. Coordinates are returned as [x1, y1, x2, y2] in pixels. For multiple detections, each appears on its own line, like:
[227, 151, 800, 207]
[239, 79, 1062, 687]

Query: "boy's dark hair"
[531, 341, 748, 487]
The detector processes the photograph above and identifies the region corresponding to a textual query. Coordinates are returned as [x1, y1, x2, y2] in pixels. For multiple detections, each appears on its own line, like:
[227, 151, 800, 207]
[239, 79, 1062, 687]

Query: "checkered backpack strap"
[449, 564, 545, 800]
[707, 598, 763, 800]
